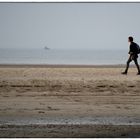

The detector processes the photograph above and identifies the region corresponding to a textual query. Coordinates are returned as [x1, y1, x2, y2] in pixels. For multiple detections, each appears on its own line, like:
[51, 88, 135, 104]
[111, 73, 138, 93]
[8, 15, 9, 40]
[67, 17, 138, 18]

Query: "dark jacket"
[129, 42, 138, 58]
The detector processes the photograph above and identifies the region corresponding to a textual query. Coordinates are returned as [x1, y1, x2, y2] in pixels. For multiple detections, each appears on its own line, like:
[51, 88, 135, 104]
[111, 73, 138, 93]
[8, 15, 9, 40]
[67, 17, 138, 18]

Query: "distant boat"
[44, 46, 50, 50]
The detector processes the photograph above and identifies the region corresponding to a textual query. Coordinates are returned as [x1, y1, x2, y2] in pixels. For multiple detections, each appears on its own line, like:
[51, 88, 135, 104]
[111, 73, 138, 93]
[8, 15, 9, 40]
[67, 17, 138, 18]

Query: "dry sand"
[0, 65, 140, 137]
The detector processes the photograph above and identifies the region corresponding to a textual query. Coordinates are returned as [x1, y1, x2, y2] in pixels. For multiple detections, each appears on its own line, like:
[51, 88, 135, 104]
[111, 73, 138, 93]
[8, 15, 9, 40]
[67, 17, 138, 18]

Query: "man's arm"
[128, 44, 133, 55]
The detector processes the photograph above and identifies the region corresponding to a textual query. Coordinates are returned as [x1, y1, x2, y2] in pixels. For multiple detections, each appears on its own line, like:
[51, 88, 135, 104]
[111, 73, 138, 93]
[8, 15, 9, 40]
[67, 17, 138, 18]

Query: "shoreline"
[0, 64, 128, 68]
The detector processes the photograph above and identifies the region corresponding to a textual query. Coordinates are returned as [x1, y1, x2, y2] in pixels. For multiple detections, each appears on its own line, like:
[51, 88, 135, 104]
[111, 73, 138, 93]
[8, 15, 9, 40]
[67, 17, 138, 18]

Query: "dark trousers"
[125, 55, 140, 73]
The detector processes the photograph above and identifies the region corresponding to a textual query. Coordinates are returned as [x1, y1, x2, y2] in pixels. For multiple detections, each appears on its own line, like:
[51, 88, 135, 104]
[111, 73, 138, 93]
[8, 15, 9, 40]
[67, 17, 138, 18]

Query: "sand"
[0, 65, 140, 137]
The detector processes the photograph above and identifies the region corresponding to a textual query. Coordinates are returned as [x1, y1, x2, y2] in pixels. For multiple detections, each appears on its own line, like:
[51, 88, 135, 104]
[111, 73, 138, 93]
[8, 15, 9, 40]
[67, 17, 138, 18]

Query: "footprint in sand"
[47, 106, 60, 111]
[40, 102, 45, 105]
[38, 111, 45, 114]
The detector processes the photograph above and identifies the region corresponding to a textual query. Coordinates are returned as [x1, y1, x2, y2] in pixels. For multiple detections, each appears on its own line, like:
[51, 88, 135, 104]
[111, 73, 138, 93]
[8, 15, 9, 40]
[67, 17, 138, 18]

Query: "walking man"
[122, 36, 140, 75]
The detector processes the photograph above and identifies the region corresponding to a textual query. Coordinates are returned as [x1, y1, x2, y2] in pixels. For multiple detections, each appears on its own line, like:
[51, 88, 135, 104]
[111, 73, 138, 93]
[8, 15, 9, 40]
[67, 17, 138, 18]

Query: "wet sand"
[0, 116, 140, 138]
[0, 64, 140, 137]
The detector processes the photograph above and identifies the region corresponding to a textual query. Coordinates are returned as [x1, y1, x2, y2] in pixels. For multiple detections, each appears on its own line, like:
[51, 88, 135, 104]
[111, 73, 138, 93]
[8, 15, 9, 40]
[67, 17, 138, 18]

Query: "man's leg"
[134, 58, 140, 74]
[122, 56, 132, 74]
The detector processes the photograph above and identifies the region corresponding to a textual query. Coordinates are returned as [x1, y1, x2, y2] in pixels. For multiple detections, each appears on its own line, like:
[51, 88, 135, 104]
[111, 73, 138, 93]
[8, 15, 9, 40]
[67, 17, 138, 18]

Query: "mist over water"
[0, 3, 140, 65]
[0, 48, 128, 65]
[0, 3, 140, 51]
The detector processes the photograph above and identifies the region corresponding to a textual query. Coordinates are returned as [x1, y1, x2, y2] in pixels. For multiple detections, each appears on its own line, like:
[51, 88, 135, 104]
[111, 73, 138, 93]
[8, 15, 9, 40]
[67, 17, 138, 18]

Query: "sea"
[0, 48, 129, 65]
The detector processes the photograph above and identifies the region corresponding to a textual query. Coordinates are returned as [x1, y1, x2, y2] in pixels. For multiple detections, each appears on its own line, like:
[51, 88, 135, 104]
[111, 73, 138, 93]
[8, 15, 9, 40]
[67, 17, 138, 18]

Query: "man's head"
[128, 36, 133, 42]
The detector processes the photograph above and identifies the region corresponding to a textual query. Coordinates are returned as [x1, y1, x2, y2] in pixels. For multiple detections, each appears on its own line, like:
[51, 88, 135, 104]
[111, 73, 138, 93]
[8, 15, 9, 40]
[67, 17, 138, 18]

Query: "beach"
[0, 64, 140, 137]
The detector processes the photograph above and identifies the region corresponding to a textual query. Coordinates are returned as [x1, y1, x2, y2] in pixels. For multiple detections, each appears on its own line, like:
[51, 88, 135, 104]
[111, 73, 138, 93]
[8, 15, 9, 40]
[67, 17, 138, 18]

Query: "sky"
[0, 3, 140, 50]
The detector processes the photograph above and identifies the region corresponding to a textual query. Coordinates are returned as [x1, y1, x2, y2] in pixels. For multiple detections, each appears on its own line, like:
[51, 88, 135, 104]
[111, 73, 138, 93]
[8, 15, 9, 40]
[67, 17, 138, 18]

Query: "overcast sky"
[0, 3, 140, 50]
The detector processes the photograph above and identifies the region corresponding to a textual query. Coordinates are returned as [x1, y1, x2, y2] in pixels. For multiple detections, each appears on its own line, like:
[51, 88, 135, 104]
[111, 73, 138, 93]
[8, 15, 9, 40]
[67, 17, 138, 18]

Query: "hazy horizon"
[0, 3, 140, 50]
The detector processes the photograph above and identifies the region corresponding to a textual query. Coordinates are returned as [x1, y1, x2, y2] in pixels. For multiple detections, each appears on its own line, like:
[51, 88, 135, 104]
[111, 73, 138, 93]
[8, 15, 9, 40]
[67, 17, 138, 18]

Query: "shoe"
[137, 72, 140, 75]
[121, 71, 127, 75]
